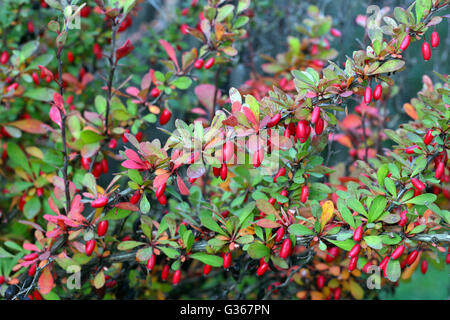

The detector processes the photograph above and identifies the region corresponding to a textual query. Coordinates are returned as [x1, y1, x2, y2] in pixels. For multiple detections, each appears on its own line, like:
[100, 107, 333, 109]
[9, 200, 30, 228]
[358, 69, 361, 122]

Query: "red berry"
[28, 263, 37, 277]
[108, 139, 117, 149]
[280, 238, 292, 259]
[273, 167, 286, 183]
[253, 149, 263, 168]
[151, 87, 161, 98]
[180, 24, 189, 35]
[373, 84, 382, 100]
[157, 194, 167, 205]
[333, 287, 341, 300]
[325, 247, 339, 263]
[364, 86, 372, 104]
[296, 120, 310, 140]
[267, 113, 281, 128]
[161, 265, 170, 281]
[315, 117, 324, 135]
[310, 106, 321, 124]
[0, 275, 4, 284]
[411, 178, 426, 192]
[223, 252, 232, 269]
[435, 161, 445, 179]
[422, 41, 431, 61]
[213, 166, 221, 178]
[97, 220, 109, 237]
[220, 163, 228, 180]
[400, 34, 411, 51]
[406, 250, 419, 266]
[423, 129, 433, 145]
[91, 196, 108, 208]
[348, 256, 358, 271]
[204, 57, 215, 69]
[0, 51, 9, 65]
[147, 254, 156, 270]
[330, 28, 341, 37]
[160, 109, 172, 125]
[155, 183, 166, 199]
[353, 225, 363, 242]
[300, 185, 309, 203]
[101, 159, 108, 174]
[256, 262, 269, 276]
[379, 256, 390, 271]
[348, 243, 361, 258]
[430, 31, 439, 48]
[93, 162, 102, 178]
[405, 145, 420, 154]
[32, 72, 40, 85]
[203, 264, 212, 275]
[130, 190, 141, 204]
[67, 51, 74, 63]
[27, 21, 34, 33]
[172, 269, 181, 285]
[268, 197, 276, 205]
[194, 59, 204, 69]
[420, 260, 428, 274]
[316, 275, 325, 289]
[274, 227, 285, 242]
[85, 239, 95, 256]
[136, 131, 143, 142]
[80, 5, 91, 17]
[399, 210, 408, 227]
[24, 253, 38, 261]
[391, 245, 405, 260]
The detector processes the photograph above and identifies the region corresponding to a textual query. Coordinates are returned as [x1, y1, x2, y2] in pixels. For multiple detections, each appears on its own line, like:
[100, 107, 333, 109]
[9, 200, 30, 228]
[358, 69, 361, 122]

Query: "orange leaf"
[320, 200, 334, 231]
[7, 119, 49, 134]
[403, 103, 418, 120]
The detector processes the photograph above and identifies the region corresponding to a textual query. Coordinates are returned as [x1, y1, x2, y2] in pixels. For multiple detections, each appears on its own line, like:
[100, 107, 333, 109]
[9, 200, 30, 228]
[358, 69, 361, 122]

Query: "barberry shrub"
[0, 0, 449, 301]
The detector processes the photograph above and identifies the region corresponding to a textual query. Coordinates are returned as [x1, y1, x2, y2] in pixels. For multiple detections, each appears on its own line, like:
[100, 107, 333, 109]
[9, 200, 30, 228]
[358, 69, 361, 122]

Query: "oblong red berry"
[310, 106, 320, 124]
[256, 262, 269, 276]
[423, 129, 433, 145]
[91, 196, 108, 208]
[24, 253, 38, 261]
[300, 185, 309, 203]
[435, 161, 445, 179]
[430, 31, 439, 48]
[161, 265, 170, 281]
[155, 183, 166, 198]
[97, 220, 109, 237]
[194, 58, 204, 69]
[406, 250, 419, 266]
[373, 84, 382, 100]
[325, 247, 339, 263]
[204, 57, 215, 69]
[315, 117, 324, 135]
[348, 256, 358, 271]
[379, 256, 390, 271]
[280, 238, 292, 259]
[130, 190, 142, 204]
[160, 109, 172, 125]
[85, 239, 95, 256]
[28, 263, 37, 277]
[223, 252, 232, 269]
[274, 227, 285, 242]
[348, 243, 361, 258]
[158, 194, 167, 205]
[151, 87, 160, 98]
[400, 34, 411, 51]
[101, 159, 108, 174]
[353, 225, 363, 242]
[422, 41, 431, 61]
[411, 178, 426, 192]
[203, 264, 212, 275]
[147, 254, 156, 270]
[267, 113, 281, 128]
[172, 269, 181, 285]
[220, 163, 227, 181]
[420, 260, 428, 274]
[273, 167, 286, 183]
[391, 245, 405, 260]
[364, 87, 372, 104]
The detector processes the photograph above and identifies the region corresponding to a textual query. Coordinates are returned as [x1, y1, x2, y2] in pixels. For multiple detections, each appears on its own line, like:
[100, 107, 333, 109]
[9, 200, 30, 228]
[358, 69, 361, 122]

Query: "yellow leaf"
[94, 270, 105, 289]
[349, 280, 364, 300]
[310, 291, 324, 300]
[320, 200, 334, 231]
[26, 146, 44, 159]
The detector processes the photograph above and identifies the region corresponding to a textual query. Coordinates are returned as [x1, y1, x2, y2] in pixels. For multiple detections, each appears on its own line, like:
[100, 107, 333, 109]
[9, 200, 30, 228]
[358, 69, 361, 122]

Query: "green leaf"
[409, 224, 426, 234]
[102, 208, 131, 221]
[288, 224, 315, 236]
[369, 59, 405, 75]
[364, 236, 383, 250]
[327, 238, 356, 251]
[216, 4, 234, 22]
[404, 193, 437, 205]
[377, 164, 389, 187]
[189, 253, 223, 267]
[336, 198, 356, 229]
[171, 76, 192, 90]
[140, 193, 150, 214]
[157, 246, 180, 259]
[385, 259, 401, 282]
[415, 0, 431, 23]
[384, 178, 397, 198]
[23, 197, 41, 219]
[23, 88, 56, 101]
[199, 212, 227, 236]
[7, 142, 31, 174]
[117, 241, 145, 250]
[368, 195, 387, 222]
[80, 130, 104, 144]
[247, 242, 270, 259]
[347, 198, 368, 217]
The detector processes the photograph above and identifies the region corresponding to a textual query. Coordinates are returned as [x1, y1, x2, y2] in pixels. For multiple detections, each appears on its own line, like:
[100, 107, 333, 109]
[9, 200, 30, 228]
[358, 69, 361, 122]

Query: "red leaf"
[194, 84, 220, 115]
[256, 219, 281, 229]
[38, 267, 54, 295]
[159, 39, 180, 72]
[49, 106, 62, 128]
[53, 92, 65, 114]
[177, 174, 190, 195]
[115, 202, 140, 211]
